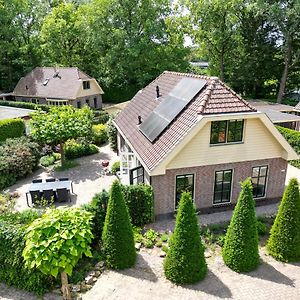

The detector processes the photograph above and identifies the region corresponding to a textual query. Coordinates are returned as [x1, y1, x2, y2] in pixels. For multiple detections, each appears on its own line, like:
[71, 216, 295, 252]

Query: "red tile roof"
[115, 71, 256, 172]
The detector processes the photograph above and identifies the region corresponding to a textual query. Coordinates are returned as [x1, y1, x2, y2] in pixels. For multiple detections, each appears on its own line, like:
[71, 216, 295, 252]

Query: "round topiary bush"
[267, 178, 300, 262]
[102, 180, 136, 269]
[222, 178, 259, 272]
[164, 192, 207, 284]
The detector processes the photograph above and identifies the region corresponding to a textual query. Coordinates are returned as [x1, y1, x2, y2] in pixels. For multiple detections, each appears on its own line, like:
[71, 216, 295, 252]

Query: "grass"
[53, 160, 79, 172]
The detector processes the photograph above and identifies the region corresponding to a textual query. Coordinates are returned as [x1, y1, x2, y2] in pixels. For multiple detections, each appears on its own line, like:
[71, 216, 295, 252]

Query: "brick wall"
[151, 158, 287, 217]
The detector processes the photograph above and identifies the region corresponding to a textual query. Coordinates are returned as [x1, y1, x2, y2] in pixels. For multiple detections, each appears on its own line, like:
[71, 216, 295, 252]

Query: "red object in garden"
[102, 160, 109, 168]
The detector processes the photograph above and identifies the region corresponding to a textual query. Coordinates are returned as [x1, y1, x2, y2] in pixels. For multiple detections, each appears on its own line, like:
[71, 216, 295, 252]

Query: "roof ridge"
[163, 70, 216, 81]
[198, 80, 217, 114]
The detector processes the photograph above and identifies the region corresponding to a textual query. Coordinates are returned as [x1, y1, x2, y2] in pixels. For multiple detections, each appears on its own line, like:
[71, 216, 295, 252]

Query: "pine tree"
[164, 192, 207, 284]
[102, 180, 136, 269]
[222, 178, 259, 272]
[267, 178, 300, 262]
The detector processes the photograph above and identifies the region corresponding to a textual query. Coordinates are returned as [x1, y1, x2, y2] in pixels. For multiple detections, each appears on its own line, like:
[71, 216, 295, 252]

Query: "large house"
[114, 71, 298, 218]
[7, 67, 103, 109]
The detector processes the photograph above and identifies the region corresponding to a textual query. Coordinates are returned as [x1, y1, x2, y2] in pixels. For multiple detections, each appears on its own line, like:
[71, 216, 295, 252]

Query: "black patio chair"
[29, 190, 41, 206]
[46, 178, 56, 182]
[42, 189, 55, 203]
[32, 179, 42, 183]
[59, 177, 69, 181]
[56, 188, 70, 203]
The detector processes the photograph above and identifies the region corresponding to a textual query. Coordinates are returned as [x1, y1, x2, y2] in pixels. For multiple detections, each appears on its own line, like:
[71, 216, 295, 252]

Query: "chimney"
[156, 85, 160, 98]
[138, 116, 142, 125]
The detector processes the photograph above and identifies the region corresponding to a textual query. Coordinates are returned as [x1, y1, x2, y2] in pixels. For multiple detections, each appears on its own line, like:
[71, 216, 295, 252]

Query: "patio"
[8, 144, 119, 211]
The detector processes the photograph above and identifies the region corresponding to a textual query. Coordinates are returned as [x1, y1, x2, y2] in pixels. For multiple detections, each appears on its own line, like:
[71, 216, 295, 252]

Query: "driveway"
[83, 248, 300, 300]
[8, 144, 119, 210]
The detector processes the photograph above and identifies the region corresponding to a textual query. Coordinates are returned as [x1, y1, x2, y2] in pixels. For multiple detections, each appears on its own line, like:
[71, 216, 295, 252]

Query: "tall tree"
[186, 0, 241, 81]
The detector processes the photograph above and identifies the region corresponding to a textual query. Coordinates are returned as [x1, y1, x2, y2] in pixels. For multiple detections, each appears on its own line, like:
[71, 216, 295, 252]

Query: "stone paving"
[8, 144, 119, 211]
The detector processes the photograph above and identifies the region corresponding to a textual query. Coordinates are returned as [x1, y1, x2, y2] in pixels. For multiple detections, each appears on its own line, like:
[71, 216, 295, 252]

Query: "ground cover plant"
[22, 207, 94, 300]
[267, 178, 300, 262]
[164, 192, 207, 284]
[102, 180, 136, 269]
[222, 178, 259, 272]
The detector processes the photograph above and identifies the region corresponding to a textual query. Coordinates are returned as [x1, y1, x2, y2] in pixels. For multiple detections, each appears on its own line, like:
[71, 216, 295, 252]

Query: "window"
[31, 98, 39, 104]
[130, 166, 144, 185]
[77, 101, 81, 109]
[214, 170, 232, 204]
[86, 99, 90, 106]
[252, 166, 268, 198]
[210, 120, 244, 144]
[83, 81, 90, 89]
[94, 97, 97, 108]
[48, 100, 68, 106]
[175, 174, 194, 208]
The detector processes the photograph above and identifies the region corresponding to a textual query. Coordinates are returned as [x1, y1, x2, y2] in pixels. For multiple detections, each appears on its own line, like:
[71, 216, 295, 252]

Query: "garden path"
[8, 144, 119, 211]
[82, 248, 300, 300]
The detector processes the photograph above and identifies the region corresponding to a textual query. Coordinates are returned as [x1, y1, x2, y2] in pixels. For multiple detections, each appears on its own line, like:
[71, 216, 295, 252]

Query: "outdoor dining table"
[26, 180, 73, 204]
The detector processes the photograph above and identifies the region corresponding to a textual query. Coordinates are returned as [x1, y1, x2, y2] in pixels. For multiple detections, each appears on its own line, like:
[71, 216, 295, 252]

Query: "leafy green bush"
[277, 126, 300, 168]
[122, 184, 154, 226]
[65, 139, 98, 159]
[0, 211, 53, 295]
[0, 118, 25, 143]
[93, 110, 110, 124]
[111, 161, 120, 175]
[0, 137, 40, 190]
[257, 220, 269, 236]
[0, 192, 16, 214]
[40, 154, 56, 167]
[222, 178, 259, 272]
[164, 192, 207, 284]
[0, 100, 49, 111]
[82, 190, 109, 245]
[107, 117, 118, 151]
[267, 178, 300, 262]
[23, 207, 94, 299]
[92, 124, 108, 145]
[102, 180, 136, 269]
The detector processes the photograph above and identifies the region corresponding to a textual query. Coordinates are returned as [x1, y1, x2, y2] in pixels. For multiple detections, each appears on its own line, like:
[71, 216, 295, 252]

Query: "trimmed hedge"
[277, 126, 300, 168]
[93, 110, 110, 124]
[0, 137, 40, 190]
[82, 190, 109, 245]
[107, 117, 118, 151]
[164, 192, 207, 284]
[122, 184, 154, 226]
[65, 139, 98, 159]
[0, 118, 25, 143]
[267, 178, 300, 262]
[0, 100, 49, 111]
[222, 178, 259, 272]
[0, 211, 54, 295]
[102, 180, 136, 269]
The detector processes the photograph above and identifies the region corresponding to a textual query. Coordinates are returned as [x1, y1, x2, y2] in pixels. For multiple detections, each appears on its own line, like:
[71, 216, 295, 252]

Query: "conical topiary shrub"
[222, 178, 259, 272]
[267, 178, 300, 262]
[102, 180, 136, 269]
[164, 192, 207, 284]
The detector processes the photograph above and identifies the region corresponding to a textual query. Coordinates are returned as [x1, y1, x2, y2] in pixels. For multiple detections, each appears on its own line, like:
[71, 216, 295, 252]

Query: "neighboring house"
[8, 67, 103, 109]
[0, 106, 34, 121]
[248, 100, 300, 131]
[114, 71, 298, 218]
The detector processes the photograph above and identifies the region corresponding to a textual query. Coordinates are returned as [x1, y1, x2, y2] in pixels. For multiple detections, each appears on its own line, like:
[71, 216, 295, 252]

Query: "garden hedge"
[122, 184, 154, 226]
[0, 137, 40, 190]
[277, 126, 300, 168]
[102, 180, 136, 269]
[107, 117, 118, 151]
[0, 118, 25, 142]
[164, 192, 207, 284]
[0, 100, 49, 111]
[0, 211, 54, 295]
[222, 178, 259, 272]
[267, 178, 300, 262]
[92, 124, 108, 145]
[65, 139, 98, 159]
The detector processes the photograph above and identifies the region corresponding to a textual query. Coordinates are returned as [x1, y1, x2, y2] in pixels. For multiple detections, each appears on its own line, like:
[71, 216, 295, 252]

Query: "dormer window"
[83, 81, 90, 89]
[210, 119, 244, 145]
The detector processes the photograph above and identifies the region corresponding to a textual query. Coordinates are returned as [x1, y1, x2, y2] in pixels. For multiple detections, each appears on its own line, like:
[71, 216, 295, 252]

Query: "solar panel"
[139, 78, 207, 142]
